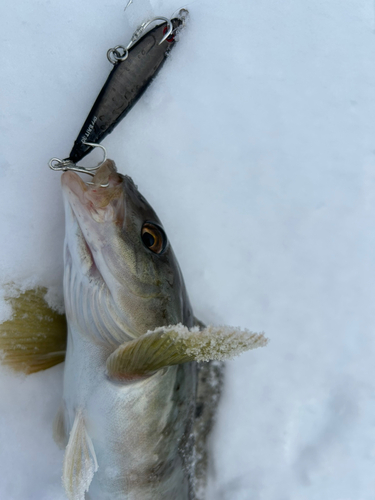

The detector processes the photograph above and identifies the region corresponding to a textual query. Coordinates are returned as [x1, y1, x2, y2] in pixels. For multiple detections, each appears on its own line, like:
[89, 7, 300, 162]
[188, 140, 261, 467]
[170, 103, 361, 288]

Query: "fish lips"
[61, 161, 124, 225]
[61, 163, 126, 275]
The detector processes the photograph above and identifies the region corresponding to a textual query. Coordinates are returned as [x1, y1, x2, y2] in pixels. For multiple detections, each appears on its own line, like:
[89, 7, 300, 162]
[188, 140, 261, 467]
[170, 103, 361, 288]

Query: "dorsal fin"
[0, 287, 67, 374]
[63, 409, 98, 500]
[106, 323, 268, 381]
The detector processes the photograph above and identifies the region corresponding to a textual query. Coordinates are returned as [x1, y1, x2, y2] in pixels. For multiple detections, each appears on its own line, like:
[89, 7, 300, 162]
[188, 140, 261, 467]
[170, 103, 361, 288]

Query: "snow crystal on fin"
[0, 286, 67, 374]
[164, 323, 268, 362]
[63, 409, 98, 500]
[106, 323, 268, 380]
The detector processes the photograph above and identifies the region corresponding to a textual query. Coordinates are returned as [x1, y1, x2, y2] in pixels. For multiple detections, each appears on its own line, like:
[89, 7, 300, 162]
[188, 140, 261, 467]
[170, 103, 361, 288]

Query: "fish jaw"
[61, 162, 153, 296]
[61, 161, 124, 243]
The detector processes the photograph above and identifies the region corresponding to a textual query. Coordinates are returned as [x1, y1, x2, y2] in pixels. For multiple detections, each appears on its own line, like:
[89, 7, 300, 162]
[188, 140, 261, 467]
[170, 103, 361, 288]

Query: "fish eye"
[141, 222, 167, 254]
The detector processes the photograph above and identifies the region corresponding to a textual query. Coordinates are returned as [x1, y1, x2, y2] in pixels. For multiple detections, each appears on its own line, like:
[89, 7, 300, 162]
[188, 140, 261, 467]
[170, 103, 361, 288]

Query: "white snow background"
[1, 0, 375, 499]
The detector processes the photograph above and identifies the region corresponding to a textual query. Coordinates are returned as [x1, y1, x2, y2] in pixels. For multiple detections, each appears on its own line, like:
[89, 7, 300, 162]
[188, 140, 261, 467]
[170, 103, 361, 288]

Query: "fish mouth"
[61, 160, 123, 220]
[61, 160, 125, 279]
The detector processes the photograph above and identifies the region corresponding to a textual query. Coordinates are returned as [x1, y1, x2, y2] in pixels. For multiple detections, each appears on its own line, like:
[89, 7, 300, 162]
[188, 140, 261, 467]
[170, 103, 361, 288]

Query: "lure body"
[68, 18, 182, 164]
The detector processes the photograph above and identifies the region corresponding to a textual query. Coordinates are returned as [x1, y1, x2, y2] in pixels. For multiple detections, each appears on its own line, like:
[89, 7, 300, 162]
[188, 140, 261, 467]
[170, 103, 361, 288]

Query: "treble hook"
[49, 142, 107, 177]
[107, 16, 174, 64]
[49, 142, 111, 187]
[141, 17, 174, 45]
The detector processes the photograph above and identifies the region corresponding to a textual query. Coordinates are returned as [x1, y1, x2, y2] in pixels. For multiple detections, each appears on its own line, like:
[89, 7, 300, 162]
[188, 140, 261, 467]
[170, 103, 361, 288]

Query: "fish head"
[61, 160, 193, 344]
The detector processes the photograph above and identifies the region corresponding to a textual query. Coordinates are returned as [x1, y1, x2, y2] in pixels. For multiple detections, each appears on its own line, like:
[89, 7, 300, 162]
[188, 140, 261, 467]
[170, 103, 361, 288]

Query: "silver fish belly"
[63, 327, 196, 500]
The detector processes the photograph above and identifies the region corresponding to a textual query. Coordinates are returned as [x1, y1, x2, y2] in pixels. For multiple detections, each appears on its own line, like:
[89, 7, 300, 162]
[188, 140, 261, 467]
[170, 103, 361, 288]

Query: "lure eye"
[141, 222, 166, 254]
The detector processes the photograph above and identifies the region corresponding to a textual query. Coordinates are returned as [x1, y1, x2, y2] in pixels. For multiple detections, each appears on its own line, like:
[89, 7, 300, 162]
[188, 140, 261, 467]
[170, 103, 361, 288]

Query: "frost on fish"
[0, 286, 66, 374]
[106, 323, 268, 380]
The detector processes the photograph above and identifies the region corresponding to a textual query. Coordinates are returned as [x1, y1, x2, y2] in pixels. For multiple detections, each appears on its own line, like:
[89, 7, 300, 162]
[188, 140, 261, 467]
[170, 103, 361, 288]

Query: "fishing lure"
[49, 10, 187, 173]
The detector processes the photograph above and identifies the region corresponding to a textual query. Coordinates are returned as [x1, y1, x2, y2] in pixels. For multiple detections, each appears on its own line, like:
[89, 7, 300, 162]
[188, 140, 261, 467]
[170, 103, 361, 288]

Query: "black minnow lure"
[68, 15, 185, 164]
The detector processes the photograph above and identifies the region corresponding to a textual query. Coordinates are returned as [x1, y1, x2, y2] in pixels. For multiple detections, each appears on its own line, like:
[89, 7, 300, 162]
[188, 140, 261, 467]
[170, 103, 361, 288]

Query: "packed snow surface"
[1, 0, 375, 499]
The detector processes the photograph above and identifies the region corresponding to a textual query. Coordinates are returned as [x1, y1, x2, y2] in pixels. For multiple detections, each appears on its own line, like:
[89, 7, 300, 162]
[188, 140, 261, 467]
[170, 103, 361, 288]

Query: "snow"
[1, 0, 375, 499]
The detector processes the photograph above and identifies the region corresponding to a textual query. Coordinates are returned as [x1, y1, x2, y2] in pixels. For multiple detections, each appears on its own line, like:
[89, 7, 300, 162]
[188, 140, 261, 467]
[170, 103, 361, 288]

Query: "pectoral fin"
[63, 410, 98, 500]
[106, 323, 268, 381]
[0, 287, 67, 374]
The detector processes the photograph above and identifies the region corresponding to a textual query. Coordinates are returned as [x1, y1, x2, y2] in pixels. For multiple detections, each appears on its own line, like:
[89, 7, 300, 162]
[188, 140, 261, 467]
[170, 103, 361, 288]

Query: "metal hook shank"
[48, 142, 107, 178]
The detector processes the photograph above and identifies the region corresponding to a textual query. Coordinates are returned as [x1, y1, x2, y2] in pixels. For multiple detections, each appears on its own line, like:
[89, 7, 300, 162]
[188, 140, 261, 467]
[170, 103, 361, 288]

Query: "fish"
[0, 160, 268, 500]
